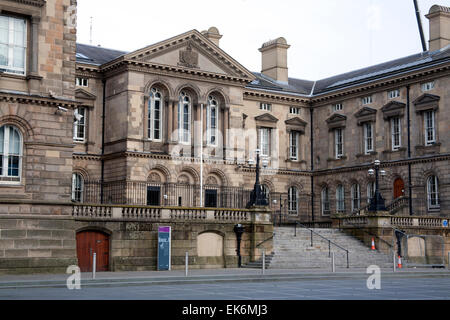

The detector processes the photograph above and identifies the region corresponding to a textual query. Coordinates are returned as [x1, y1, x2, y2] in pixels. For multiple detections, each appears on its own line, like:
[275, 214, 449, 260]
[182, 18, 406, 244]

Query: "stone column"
[223, 107, 229, 158]
[27, 16, 42, 94]
[172, 100, 178, 142]
[167, 99, 173, 142]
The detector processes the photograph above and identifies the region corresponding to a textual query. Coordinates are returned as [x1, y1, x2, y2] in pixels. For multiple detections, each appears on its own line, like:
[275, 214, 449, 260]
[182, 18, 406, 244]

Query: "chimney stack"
[259, 37, 290, 83]
[426, 5, 450, 51]
[201, 27, 222, 47]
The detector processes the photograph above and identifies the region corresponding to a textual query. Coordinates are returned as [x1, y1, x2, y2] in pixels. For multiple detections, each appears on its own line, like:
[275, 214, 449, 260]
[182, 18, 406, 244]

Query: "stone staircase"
[244, 227, 393, 269]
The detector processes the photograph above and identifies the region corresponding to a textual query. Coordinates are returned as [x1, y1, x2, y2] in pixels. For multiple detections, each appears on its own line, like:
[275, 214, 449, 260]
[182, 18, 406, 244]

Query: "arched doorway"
[76, 230, 110, 272]
[393, 178, 405, 199]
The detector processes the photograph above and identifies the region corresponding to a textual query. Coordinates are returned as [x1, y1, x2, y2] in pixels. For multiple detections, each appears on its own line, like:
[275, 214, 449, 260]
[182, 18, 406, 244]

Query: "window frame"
[71, 172, 84, 203]
[333, 103, 343, 112]
[364, 122, 374, 154]
[391, 117, 401, 151]
[0, 124, 23, 184]
[259, 127, 270, 157]
[388, 89, 400, 99]
[336, 184, 345, 213]
[75, 77, 89, 87]
[288, 186, 298, 215]
[424, 110, 436, 146]
[0, 15, 27, 75]
[367, 181, 375, 205]
[148, 88, 163, 141]
[289, 131, 299, 161]
[426, 175, 440, 210]
[321, 187, 330, 216]
[207, 95, 219, 146]
[178, 91, 191, 144]
[362, 96, 373, 105]
[260, 103, 272, 111]
[335, 128, 343, 159]
[421, 81, 435, 92]
[73, 107, 86, 143]
[351, 183, 360, 212]
[289, 107, 301, 115]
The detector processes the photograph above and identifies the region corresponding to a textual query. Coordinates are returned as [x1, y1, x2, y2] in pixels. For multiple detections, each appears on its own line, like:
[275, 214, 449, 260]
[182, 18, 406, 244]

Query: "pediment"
[326, 114, 347, 123]
[75, 88, 96, 101]
[285, 117, 307, 127]
[413, 93, 440, 106]
[381, 101, 406, 112]
[124, 30, 255, 80]
[354, 107, 377, 118]
[255, 113, 279, 123]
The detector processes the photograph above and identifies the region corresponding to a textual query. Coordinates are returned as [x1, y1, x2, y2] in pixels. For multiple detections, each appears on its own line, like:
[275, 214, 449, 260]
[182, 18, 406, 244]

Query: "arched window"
[207, 95, 218, 146]
[261, 184, 270, 202]
[321, 187, 330, 216]
[72, 173, 84, 202]
[427, 175, 440, 210]
[367, 181, 375, 205]
[148, 88, 162, 140]
[288, 186, 298, 215]
[351, 184, 360, 212]
[336, 184, 345, 213]
[0, 125, 23, 182]
[178, 91, 191, 143]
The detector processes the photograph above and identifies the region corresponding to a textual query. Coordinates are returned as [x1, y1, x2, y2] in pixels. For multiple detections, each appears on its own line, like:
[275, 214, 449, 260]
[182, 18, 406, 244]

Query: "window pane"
[8, 155, 19, 176]
[0, 126, 4, 154]
[0, 44, 8, 66]
[9, 127, 20, 155]
[12, 47, 24, 68]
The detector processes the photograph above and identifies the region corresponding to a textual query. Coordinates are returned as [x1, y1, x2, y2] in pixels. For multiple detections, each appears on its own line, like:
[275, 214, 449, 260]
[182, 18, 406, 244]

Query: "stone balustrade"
[72, 204, 261, 224]
[334, 214, 448, 229]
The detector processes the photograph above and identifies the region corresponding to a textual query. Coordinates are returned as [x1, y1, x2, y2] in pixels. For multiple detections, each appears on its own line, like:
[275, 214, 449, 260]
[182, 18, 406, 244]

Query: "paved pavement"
[0, 267, 449, 300]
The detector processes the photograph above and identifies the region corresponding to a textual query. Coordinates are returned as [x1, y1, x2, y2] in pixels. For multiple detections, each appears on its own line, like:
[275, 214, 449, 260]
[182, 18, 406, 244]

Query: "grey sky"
[76, 0, 445, 80]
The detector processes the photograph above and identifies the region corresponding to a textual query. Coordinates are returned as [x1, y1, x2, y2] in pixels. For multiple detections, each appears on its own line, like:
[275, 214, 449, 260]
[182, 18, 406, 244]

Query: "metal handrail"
[256, 234, 274, 248]
[294, 222, 349, 268]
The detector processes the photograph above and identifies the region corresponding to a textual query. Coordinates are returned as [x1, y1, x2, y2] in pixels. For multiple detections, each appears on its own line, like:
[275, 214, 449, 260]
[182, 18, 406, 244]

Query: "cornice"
[0, 91, 79, 108]
[244, 89, 310, 104]
[73, 153, 102, 161]
[310, 60, 450, 104]
[4, 0, 46, 7]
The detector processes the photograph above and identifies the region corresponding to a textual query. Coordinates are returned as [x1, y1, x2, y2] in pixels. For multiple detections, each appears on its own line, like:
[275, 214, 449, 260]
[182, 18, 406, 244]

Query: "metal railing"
[293, 222, 349, 268]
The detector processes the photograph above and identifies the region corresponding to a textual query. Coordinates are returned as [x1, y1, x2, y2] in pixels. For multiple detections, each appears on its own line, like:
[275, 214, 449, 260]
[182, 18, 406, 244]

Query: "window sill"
[327, 156, 347, 162]
[415, 143, 441, 156]
[356, 151, 377, 158]
[286, 159, 306, 164]
[382, 147, 406, 154]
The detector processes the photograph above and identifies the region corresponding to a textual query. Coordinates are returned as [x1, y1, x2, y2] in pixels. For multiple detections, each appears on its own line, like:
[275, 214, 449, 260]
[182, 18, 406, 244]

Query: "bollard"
[92, 252, 96, 279]
[331, 252, 335, 273]
[185, 251, 189, 277]
[262, 249, 265, 275]
[393, 251, 396, 272]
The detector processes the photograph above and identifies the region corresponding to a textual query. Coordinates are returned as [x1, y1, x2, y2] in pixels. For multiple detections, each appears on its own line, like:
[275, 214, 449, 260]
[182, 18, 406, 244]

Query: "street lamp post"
[368, 160, 387, 212]
[246, 149, 269, 208]
[233, 224, 245, 268]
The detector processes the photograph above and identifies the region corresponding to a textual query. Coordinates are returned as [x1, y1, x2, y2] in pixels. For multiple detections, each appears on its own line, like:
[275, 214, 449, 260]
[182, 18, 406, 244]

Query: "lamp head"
[374, 159, 381, 166]
[368, 169, 375, 176]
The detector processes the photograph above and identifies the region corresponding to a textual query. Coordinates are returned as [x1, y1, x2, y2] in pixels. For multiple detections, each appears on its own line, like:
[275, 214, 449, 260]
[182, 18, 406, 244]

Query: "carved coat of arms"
[178, 43, 199, 68]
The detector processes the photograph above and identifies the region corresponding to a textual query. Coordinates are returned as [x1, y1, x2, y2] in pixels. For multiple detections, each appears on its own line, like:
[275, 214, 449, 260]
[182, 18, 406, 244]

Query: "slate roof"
[75, 42, 450, 97]
[76, 43, 127, 66]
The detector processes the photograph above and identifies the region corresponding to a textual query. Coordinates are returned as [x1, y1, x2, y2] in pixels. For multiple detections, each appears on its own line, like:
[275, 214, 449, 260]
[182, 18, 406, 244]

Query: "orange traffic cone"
[398, 255, 402, 269]
[371, 238, 375, 250]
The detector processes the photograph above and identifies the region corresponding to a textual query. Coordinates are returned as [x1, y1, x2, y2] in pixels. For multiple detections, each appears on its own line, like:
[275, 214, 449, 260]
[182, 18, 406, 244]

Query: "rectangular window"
[364, 122, 374, 154]
[0, 15, 26, 75]
[335, 128, 343, 158]
[207, 104, 218, 146]
[260, 103, 272, 111]
[73, 107, 86, 142]
[421, 81, 435, 92]
[259, 128, 270, 157]
[388, 89, 400, 99]
[362, 96, 372, 105]
[333, 103, 343, 112]
[76, 77, 89, 87]
[391, 117, 401, 150]
[289, 107, 301, 115]
[424, 110, 436, 146]
[289, 131, 299, 161]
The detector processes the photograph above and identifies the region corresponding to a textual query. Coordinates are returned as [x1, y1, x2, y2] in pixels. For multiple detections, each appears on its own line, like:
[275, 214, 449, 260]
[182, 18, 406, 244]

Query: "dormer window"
[76, 77, 89, 87]
[388, 89, 400, 99]
[289, 107, 301, 115]
[0, 15, 27, 75]
[362, 96, 372, 105]
[333, 103, 343, 112]
[260, 103, 272, 111]
[421, 81, 435, 92]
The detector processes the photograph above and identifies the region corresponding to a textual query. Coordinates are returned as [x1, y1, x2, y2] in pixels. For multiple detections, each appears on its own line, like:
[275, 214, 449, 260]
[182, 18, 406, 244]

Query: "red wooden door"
[76, 231, 109, 272]
[393, 178, 405, 199]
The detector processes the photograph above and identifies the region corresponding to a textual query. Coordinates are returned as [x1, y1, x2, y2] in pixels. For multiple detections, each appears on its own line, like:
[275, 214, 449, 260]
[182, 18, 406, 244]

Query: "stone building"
[0, 0, 448, 273]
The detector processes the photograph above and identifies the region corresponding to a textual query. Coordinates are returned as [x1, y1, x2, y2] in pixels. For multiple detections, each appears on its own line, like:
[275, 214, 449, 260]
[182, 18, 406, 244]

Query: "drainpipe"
[101, 79, 106, 204]
[310, 105, 314, 222]
[406, 85, 412, 215]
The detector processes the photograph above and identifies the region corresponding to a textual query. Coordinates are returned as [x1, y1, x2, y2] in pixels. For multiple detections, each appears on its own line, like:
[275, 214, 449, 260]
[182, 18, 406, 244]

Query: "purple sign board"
[157, 226, 171, 271]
